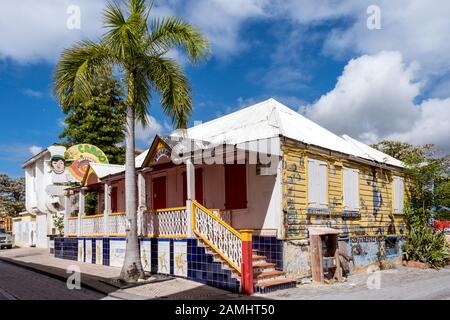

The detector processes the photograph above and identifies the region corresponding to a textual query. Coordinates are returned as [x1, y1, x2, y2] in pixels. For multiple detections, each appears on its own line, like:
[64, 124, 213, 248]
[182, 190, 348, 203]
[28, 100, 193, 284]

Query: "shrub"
[403, 207, 449, 268]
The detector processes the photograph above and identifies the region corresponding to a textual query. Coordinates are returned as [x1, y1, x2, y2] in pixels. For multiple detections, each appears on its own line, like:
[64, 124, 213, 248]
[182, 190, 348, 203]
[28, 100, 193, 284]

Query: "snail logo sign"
[64, 144, 109, 181]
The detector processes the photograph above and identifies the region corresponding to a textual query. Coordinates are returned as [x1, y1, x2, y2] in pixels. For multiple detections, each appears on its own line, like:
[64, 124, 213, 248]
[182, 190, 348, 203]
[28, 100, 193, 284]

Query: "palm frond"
[53, 41, 111, 111]
[143, 55, 192, 129]
[148, 17, 210, 65]
[103, 0, 141, 61]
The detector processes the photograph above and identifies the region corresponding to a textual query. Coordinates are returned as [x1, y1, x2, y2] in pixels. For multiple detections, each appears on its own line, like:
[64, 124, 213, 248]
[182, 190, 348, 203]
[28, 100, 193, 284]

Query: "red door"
[152, 176, 167, 210]
[182, 168, 204, 205]
[111, 187, 118, 213]
[225, 164, 247, 210]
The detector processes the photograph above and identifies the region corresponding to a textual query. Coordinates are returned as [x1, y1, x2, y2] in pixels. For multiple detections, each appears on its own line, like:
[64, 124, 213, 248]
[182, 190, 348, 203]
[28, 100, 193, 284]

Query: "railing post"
[186, 159, 195, 238]
[78, 189, 85, 237]
[63, 192, 70, 236]
[103, 182, 111, 237]
[137, 172, 147, 236]
[240, 229, 254, 295]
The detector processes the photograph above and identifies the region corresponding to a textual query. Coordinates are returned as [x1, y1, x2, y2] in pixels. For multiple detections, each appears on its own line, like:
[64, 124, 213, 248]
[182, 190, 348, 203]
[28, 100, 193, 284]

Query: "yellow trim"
[108, 233, 126, 237]
[146, 234, 187, 238]
[240, 229, 253, 241]
[68, 217, 78, 220]
[81, 234, 104, 237]
[81, 214, 104, 219]
[144, 206, 186, 214]
[67, 234, 77, 237]
[305, 155, 309, 206]
[192, 200, 242, 273]
[108, 212, 126, 216]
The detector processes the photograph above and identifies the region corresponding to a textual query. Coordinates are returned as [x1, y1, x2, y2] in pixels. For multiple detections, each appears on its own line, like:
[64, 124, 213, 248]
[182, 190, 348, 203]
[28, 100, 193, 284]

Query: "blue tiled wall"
[252, 236, 283, 270]
[55, 237, 241, 293]
[187, 239, 240, 293]
[55, 237, 78, 261]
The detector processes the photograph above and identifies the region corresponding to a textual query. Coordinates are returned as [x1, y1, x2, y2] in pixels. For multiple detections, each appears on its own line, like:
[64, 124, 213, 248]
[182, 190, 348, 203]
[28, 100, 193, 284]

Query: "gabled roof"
[82, 163, 125, 186]
[168, 98, 403, 168]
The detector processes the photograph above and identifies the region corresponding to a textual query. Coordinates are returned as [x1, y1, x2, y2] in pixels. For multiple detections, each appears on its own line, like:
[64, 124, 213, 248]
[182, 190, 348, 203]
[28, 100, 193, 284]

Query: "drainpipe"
[137, 172, 147, 236]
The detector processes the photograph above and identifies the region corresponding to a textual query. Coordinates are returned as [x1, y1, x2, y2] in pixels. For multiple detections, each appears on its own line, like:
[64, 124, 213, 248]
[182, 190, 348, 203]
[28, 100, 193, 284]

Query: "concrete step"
[254, 270, 285, 280]
[254, 278, 297, 294]
[252, 255, 267, 262]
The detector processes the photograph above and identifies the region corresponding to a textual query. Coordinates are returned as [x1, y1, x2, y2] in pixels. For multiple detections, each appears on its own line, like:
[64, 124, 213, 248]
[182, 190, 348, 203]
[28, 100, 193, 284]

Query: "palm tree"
[53, 0, 209, 282]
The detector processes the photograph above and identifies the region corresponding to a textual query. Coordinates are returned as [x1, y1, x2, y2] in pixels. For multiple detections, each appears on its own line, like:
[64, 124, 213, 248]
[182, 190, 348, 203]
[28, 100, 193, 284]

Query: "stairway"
[200, 240, 296, 294]
[251, 249, 297, 293]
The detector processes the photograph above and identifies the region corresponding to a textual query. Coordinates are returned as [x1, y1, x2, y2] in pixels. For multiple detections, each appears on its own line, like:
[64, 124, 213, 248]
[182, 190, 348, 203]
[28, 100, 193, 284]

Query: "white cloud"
[22, 88, 43, 98]
[318, 0, 450, 77]
[135, 115, 163, 145]
[302, 51, 450, 152]
[0, 1, 105, 63]
[29, 145, 43, 156]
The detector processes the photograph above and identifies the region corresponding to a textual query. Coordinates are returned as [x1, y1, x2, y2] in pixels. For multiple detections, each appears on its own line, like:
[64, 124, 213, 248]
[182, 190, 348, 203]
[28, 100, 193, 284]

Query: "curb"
[0, 256, 121, 297]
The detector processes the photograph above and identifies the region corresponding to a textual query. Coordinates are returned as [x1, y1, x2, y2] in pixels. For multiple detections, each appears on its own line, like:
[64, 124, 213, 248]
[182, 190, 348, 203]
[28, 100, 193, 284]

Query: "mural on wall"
[173, 240, 187, 277]
[110, 239, 126, 268]
[158, 240, 170, 274]
[140, 239, 151, 272]
[85, 239, 92, 263]
[95, 239, 103, 265]
[77, 239, 84, 262]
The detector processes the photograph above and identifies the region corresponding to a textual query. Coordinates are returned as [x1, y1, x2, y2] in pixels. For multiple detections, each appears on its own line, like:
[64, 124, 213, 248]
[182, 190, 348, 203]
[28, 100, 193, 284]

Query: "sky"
[1, 0, 450, 177]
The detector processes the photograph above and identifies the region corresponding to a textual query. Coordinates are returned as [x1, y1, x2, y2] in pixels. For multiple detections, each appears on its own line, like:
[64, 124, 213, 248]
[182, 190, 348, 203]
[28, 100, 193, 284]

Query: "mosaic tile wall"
[187, 239, 240, 293]
[55, 237, 241, 293]
[252, 236, 283, 270]
[55, 237, 78, 261]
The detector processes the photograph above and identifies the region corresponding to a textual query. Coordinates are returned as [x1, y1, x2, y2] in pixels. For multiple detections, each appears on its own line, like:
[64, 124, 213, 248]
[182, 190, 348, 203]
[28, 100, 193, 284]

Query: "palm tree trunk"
[120, 98, 145, 282]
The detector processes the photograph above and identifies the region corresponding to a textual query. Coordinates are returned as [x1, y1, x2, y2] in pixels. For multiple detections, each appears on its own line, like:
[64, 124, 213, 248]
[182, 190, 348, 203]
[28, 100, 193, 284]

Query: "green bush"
[402, 207, 449, 268]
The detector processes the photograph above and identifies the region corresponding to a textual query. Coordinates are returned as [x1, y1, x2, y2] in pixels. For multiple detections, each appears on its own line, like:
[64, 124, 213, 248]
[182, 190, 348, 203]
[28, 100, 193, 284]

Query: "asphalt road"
[0, 260, 106, 300]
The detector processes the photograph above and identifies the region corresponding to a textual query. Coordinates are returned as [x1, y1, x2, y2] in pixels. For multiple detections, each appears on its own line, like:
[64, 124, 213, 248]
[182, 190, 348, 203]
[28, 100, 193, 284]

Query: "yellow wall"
[282, 142, 406, 240]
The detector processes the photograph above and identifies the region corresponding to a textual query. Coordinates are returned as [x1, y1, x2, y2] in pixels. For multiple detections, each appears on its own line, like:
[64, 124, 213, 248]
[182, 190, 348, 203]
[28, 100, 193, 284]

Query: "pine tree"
[59, 76, 126, 164]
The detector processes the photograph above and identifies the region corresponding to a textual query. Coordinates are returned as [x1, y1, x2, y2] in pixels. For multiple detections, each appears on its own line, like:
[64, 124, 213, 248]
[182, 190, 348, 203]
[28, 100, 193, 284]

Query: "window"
[307, 159, 328, 209]
[225, 164, 247, 210]
[343, 168, 359, 211]
[393, 176, 404, 214]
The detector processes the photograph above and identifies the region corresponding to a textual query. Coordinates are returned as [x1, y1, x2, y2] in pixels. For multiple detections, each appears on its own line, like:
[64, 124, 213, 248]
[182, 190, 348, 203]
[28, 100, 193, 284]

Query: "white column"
[63, 193, 71, 236]
[137, 172, 147, 236]
[103, 182, 111, 237]
[185, 159, 195, 237]
[78, 189, 85, 237]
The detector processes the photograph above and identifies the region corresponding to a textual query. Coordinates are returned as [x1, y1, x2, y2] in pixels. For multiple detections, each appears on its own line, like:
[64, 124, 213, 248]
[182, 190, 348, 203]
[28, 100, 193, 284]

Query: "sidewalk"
[0, 247, 248, 300]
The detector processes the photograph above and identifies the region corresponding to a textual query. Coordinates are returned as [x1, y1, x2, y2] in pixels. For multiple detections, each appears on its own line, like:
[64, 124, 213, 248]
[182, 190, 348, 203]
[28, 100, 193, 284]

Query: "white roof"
[171, 98, 403, 168]
[341, 135, 404, 167]
[135, 149, 149, 167]
[89, 163, 125, 179]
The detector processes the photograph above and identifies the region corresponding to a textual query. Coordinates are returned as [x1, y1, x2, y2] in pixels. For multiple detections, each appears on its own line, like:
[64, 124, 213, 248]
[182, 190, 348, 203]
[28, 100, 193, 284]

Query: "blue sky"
[1, 1, 450, 177]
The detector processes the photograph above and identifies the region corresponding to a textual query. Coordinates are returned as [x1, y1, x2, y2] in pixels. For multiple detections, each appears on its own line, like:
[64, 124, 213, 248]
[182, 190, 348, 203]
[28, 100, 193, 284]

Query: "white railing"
[211, 209, 232, 225]
[143, 207, 187, 237]
[108, 213, 127, 236]
[192, 200, 242, 272]
[67, 217, 77, 236]
[81, 214, 104, 236]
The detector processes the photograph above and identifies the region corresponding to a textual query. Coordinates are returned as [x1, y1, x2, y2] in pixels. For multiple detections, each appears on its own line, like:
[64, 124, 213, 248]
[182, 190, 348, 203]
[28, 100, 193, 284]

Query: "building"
[54, 98, 406, 293]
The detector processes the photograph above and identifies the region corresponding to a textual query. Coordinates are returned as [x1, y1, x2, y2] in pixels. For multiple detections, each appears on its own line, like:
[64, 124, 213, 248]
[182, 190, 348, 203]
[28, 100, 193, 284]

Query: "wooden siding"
[282, 142, 406, 240]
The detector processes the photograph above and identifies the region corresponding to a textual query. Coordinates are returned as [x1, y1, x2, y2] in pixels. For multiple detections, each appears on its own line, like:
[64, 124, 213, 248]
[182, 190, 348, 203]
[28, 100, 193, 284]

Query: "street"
[0, 260, 105, 300]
